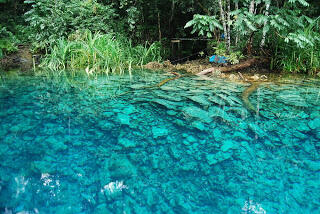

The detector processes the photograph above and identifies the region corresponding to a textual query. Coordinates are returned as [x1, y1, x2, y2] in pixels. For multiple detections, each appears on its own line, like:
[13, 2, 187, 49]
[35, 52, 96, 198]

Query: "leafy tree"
[24, 0, 117, 50]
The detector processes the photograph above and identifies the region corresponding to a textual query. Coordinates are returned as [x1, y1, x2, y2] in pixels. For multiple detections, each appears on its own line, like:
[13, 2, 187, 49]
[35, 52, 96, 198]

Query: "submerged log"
[197, 57, 269, 76]
[242, 82, 261, 113]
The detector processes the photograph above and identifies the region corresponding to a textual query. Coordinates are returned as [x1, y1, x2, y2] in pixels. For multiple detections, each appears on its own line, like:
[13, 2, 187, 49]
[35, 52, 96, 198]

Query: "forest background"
[0, 0, 320, 74]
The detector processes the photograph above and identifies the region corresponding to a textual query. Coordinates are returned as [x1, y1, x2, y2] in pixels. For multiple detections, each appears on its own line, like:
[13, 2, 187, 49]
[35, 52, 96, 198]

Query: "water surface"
[0, 71, 319, 213]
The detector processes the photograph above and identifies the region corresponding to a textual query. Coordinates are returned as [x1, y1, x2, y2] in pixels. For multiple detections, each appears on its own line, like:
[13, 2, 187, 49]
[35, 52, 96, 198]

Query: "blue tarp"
[209, 55, 227, 63]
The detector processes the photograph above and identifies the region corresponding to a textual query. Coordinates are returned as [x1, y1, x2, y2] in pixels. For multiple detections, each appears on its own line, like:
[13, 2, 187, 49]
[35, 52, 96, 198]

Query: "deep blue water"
[0, 72, 319, 214]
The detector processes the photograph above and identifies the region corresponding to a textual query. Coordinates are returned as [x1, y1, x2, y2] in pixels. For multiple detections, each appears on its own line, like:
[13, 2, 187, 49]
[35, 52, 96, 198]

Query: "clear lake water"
[0, 71, 319, 213]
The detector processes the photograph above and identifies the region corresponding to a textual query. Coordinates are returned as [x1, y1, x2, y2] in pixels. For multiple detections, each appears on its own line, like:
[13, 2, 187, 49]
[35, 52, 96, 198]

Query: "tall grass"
[272, 18, 320, 74]
[39, 30, 163, 76]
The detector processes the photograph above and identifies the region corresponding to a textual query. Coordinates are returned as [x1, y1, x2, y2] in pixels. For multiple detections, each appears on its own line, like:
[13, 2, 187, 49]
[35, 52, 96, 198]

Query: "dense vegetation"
[0, 0, 319, 75]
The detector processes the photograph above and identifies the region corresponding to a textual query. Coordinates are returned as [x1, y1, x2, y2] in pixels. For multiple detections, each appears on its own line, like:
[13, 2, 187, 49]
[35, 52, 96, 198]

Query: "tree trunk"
[169, 0, 175, 37]
[247, 0, 255, 55]
[218, 0, 228, 47]
[260, 2, 270, 49]
[195, 0, 211, 15]
[158, 12, 162, 41]
[226, 0, 231, 52]
[249, 0, 255, 14]
[235, 0, 239, 46]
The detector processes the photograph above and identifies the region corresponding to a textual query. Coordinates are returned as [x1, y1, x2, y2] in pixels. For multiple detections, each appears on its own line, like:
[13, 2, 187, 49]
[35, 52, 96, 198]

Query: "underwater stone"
[216, 93, 238, 106]
[152, 99, 179, 110]
[213, 128, 223, 142]
[305, 159, 320, 172]
[180, 159, 197, 171]
[108, 156, 137, 179]
[9, 125, 21, 133]
[233, 131, 250, 141]
[144, 188, 158, 206]
[187, 95, 211, 106]
[182, 106, 212, 123]
[169, 145, 182, 159]
[22, 134, 35, 141]
[155, 91, 183, 102]
[191, 121, 206, 131]
[95, 204, 109, 214]
[277, 93, 308, 107]
[103, 111, 114, 118]
[152, 126, 168, 138]
[46, 136, 67, 151]
[130, 84, 146, 89]
[221, 140, 235, 152]
[167, 110, 177, 116]
[118, 137, 137, 148]
[206, 154, 218, 165]
[117, 113, 130, 125]
[99, 120, 115, 131]
[186, 135, 197, 143]
[248, 123, 266, 138]
[209, 106, 231, 122]
[206, 150, 233, 166]
[308, 118, 320, 130]
[160, 86, 180, 91]
[122, 105, 136, 115]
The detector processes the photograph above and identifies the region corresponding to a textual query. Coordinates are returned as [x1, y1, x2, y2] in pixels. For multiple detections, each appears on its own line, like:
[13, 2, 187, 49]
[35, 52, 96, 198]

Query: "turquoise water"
[0, 72, 319, 213]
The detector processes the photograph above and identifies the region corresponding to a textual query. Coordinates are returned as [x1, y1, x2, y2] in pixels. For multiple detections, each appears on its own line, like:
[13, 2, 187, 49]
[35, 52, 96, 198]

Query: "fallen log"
[197, 57, 269, 76]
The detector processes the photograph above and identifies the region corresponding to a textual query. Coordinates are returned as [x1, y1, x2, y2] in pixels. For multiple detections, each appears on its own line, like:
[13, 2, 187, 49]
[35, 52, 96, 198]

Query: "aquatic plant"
[39, 30, 163, 76]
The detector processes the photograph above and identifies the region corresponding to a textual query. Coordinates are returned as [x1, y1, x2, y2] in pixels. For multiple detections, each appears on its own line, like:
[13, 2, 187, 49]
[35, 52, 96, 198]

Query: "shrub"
[0, 25, 19, 58]
[24, 0, 117, 50]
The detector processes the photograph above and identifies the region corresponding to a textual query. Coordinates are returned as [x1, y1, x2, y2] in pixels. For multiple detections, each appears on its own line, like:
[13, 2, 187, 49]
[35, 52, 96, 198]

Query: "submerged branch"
[242, 82, 261, 113]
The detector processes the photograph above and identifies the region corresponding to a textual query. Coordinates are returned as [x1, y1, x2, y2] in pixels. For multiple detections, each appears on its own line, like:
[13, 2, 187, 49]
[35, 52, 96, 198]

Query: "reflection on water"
[0, 72, 319, 213]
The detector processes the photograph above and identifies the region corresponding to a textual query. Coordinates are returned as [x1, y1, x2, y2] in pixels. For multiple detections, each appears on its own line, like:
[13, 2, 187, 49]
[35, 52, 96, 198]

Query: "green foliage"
[273, 17, 320, 73]
[0, 25, 19, 58]
[40, 30, 163, 76]
[185, 14, 223, 38]
[208, 41, 244, 65]
[24, 0, 117, 50]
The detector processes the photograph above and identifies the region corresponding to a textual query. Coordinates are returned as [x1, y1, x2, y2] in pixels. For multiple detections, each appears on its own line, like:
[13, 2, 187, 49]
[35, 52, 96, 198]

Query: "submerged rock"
[191, 121, 206, 131]
[118, 137, 137, 148]
[221, 140, 235, 152]
[209, 106, 232, 122]
[151, 99, 180, 110]
[206, 151, 233, 165]
[152, 126, 169, 139]
[117, 113, 130, 125]
[107, 156, 137, 179]
[187, 95, 211, 107]
[277, 93, 308, 107]
[208, 96, 226, 106]
[308, 118, 320, 130]
[182, 106, 212, 123]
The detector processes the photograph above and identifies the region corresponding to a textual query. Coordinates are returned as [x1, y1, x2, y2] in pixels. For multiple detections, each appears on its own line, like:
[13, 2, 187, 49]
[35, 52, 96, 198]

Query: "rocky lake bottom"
[0, 71, 319, 213]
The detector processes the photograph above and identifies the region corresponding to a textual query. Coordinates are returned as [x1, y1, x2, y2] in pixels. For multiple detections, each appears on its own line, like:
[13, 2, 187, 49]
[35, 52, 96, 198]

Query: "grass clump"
[40, 30, 163, 76]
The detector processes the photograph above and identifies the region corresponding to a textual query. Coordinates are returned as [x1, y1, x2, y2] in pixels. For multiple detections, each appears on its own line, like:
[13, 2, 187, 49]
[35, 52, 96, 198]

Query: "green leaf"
[184, 20, 194, 28]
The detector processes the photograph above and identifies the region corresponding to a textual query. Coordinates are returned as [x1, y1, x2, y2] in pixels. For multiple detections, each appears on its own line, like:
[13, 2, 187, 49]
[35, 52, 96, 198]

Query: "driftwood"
[197, 58, 269, 76]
